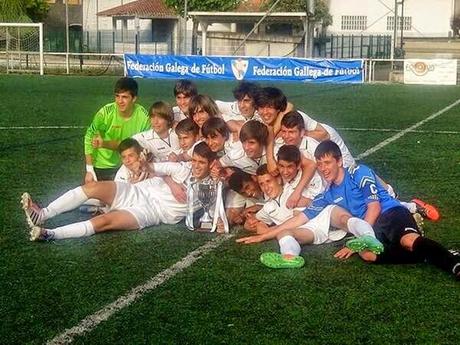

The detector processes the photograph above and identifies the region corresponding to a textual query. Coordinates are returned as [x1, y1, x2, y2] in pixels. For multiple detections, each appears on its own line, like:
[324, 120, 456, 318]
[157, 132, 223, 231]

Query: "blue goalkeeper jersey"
[304, 164, 401, 219]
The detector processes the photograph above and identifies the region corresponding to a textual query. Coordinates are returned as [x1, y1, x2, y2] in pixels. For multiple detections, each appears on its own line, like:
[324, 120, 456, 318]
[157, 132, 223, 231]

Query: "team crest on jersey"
[231, 58, 249, 80]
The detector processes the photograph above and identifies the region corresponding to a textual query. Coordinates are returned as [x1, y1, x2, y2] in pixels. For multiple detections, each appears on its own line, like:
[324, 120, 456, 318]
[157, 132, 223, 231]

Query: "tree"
[165, 0, 241, 16]
[0, 0, 48, 23]
[24, 0, 49, 22]
[265, 0, 332, 26]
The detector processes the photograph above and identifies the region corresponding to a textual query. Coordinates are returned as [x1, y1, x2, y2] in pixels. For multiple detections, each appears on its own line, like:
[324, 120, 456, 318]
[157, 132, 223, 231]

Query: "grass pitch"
[0, 75, 459, 344]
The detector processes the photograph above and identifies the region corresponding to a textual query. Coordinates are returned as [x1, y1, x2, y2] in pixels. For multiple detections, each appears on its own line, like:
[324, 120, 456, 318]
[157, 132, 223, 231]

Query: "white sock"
[347, 217, 376, 238]
[42, 186, 88, 220]
[400, 201, 416, 213]
[47, 220, 95, 240]
[279, 235, 301, 256]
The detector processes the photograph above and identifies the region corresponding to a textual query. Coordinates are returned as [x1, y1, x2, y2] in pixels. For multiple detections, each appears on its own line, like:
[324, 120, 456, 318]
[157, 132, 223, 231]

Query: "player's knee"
[400, 232, 419, 251]
[82, 181, 99, 195]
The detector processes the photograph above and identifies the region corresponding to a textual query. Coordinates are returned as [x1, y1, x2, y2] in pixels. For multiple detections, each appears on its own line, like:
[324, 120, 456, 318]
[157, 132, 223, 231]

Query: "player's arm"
[305, 123, 330, 142]
[265, 128, 278, 176]
[363, 200, 381, 226]
[84, 113, 104, 183]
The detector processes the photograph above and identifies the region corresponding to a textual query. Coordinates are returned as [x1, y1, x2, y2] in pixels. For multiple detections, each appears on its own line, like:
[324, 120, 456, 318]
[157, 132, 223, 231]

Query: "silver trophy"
[197, 180, 217, 231]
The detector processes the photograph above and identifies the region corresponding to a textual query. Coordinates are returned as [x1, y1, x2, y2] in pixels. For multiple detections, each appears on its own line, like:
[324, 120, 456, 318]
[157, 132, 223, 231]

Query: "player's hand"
[210, 160, 222, 180]
[168, 152, 179, 162]
[92, 134, 103, 148]
[236, 234, 266, 244]
[169, 181, 187, 203]
[267, 163, 279, 177]
[334, 247, 355, 260]
[216, 219, 225, 233]
[286, 191, 301, 209]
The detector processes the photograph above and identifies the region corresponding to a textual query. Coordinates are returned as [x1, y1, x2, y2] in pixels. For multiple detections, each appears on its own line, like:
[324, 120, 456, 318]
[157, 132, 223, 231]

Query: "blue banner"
[124, 54, 364, 83]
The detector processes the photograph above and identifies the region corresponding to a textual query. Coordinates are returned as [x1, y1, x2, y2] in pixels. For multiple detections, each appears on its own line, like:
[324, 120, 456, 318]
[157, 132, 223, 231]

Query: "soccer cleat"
[412, 213, 424, 235]
[21, 192, 44, 227]
[260, 252, 305, 269]
[346, 235, 384, 255]
[29, 226, 52, 242]
[412, 198, 440, 222]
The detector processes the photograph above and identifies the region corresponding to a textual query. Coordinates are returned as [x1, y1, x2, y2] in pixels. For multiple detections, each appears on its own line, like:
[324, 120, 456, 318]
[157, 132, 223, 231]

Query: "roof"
[188, 12, 307, 24]
[235, 0, 270, 12]
[97, 0, 178, 19]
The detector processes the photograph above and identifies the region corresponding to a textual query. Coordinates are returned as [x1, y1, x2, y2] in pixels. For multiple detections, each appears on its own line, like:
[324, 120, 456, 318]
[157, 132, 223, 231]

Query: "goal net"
[0, 23, 44, 75]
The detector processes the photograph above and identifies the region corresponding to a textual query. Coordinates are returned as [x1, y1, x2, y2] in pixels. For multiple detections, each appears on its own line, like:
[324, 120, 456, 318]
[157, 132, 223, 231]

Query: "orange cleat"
[412, 198, 440, 222]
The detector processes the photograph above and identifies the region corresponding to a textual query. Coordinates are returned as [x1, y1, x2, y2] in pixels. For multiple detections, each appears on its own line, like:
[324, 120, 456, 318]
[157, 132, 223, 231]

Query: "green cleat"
[260, 252, 305, 269]
[346, 235, 384, 254]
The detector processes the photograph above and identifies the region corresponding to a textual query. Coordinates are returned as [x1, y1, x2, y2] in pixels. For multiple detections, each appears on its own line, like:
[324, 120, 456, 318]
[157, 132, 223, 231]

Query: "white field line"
[356, 98, 460, 160]
[47, 234, 234, 345]
[46, 97, 460, 344]
[337, 127, 460, 135]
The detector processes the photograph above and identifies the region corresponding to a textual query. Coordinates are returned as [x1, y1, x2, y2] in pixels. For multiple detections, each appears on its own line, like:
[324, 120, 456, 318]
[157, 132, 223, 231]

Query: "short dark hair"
[233, 82, 260, 101]
[175, 118, 199, 136]
[201, 117, 230, 140]
[281, 111, 305, 131]
[277, 145, 301, 165]
[149, 101, 174, 127]
[314, 140, 342, 161]
[193, 141, 217, 162]
[118, 137, 143, 154]
[114, 77, 138, 97]
[228, 169, 254, 194]
[254, 87, 287, 111]
[173, 79, 198, 97]
[256, 164, 270, 176]
[239, 120, 269, 146]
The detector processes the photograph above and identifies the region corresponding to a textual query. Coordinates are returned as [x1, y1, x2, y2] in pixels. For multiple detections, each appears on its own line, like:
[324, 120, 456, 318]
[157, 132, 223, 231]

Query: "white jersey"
[321, 123, 355, 168]
[256, 183, 304, 226]
[173, 106, 187, 123]
[219, 140, 267, 175]
[111, 162, 204, 228]
[216, 100, 261, 123]
[133, 128, 180, 162]
[297, 109, 319, 132]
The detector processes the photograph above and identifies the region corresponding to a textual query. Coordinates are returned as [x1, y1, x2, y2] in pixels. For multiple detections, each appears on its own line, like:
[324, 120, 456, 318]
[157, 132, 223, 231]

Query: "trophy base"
[197, 221, 213, 232]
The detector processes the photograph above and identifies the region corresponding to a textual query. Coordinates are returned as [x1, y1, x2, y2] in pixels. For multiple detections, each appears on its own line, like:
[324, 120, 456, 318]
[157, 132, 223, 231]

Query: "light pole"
[184, 0, 188, 55]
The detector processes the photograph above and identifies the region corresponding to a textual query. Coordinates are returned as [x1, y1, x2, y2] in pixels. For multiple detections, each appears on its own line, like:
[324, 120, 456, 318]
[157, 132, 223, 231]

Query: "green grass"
[0, 75, 459, 344]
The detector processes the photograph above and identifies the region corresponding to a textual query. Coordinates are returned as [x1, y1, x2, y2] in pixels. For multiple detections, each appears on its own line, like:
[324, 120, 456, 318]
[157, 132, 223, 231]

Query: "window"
[387, 16, 412, 31]
[341, 16, 367, 31]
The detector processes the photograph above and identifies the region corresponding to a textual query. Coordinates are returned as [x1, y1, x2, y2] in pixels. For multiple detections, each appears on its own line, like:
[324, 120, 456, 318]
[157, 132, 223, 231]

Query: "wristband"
[86, 164, 97, 181]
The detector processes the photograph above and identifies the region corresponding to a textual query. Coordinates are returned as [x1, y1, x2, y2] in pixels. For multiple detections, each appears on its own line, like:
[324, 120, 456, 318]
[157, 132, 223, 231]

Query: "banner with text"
[404, 59, 457, 85]
[124, 54, 364, 83]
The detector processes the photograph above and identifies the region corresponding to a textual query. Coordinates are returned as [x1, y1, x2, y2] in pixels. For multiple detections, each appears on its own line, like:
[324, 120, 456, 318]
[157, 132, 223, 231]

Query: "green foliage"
[266, 0, 332, 26]
[0, 0, 48, 22]
[24, 0, 49, 22]
[165, 0, 241, 16]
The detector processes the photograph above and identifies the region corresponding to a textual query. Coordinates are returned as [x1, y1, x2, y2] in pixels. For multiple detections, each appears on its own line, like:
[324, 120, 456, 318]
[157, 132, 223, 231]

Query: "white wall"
[327, 0, 455, 37]
[83, 0, 150, 32]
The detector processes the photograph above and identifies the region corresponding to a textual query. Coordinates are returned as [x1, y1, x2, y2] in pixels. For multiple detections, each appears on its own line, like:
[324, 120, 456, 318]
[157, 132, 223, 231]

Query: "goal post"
[0, 22, 44, 75]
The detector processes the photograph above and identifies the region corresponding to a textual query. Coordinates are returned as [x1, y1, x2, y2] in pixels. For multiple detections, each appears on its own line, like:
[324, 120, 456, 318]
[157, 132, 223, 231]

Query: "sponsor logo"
[406, 61, 435, 76]
[231, 58, 249, 80]
[333, 197, 343, 203]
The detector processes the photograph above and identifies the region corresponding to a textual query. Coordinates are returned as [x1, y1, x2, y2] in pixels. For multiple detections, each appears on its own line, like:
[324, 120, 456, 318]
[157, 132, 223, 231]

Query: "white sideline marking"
[0, 126, 85, 129]
[47, 97, 460, 344]
[337, 127, 460, 135]
[356, 98, 460, 160]
[47, 234, 234, 345]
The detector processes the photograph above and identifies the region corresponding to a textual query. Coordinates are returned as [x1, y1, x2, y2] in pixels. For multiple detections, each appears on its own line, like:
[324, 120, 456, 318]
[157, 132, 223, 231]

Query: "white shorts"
[300, 205, 347, 244]
[110, 181, 161, 229]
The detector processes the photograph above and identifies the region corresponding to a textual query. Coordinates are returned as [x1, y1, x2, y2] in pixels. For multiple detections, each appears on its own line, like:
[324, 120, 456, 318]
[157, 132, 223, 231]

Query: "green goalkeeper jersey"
[84, 102, 150, 169]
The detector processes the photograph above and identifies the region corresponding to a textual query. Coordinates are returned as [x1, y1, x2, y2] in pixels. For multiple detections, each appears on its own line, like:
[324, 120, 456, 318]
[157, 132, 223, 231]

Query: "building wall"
[327, 0, 455, 37]
[83, 0, 150, 32]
